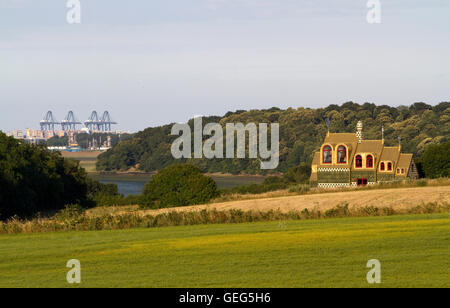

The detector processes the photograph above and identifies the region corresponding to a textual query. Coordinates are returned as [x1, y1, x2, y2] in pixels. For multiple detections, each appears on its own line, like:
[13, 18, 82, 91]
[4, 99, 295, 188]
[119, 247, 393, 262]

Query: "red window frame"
[366, 155, 373, 168]
[380, 162, 385, 171]
[355, 155, 363, 168]
[337, 146, 347, 164]
[388, 162, 392, 171]
[357, 178, 368, 186]
[323, 145, 332, 164]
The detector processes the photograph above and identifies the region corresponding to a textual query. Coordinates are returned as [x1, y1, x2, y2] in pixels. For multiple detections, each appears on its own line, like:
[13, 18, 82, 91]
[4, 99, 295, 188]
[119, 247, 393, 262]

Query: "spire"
[356, 121, 363, 143]
[381, 125, 385, 144]
[326, 117, 331, 135]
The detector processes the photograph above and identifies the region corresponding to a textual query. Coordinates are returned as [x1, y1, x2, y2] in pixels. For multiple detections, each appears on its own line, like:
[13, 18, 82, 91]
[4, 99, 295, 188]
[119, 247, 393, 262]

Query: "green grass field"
[0, 214, 448, 288]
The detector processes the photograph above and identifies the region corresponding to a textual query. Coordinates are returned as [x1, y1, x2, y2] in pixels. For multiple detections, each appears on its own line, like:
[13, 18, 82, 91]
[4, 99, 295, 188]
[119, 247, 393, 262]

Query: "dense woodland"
[97, 102, 450, 175]
[0, 132, 119, 219]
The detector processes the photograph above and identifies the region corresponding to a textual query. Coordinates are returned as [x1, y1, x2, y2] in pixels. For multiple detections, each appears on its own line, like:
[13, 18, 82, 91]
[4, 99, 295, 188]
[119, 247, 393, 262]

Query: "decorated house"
[310, 121, 419, 188]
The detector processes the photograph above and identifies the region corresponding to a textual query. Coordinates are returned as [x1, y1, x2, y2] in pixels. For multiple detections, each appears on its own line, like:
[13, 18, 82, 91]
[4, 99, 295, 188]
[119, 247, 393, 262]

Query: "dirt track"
[141, 186, 450, 215]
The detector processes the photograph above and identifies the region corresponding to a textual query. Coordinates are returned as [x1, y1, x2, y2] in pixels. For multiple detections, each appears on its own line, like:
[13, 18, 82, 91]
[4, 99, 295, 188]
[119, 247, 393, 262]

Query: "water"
[96, 175, 265, 197]
[99, 180, 146, 197]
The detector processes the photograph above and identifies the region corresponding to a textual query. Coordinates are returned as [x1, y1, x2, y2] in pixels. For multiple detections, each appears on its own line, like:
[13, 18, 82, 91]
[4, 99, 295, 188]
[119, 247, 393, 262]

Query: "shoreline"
[88, 171, 269, 178]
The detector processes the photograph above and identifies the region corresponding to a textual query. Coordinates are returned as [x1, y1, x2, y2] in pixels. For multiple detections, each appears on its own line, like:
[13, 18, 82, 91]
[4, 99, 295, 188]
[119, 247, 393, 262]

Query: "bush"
[288, 184, 310, 194]
[416, 180, 428, 187]
[421, 141, 450, 178]
[283, 163, 311, 184]
[2, 202, 449, 234]
[140, 164, 219, 209]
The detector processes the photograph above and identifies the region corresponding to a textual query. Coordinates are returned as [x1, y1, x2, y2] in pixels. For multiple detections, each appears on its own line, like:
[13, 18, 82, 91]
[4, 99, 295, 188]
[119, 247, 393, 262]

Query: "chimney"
[356, 121, 363, 143]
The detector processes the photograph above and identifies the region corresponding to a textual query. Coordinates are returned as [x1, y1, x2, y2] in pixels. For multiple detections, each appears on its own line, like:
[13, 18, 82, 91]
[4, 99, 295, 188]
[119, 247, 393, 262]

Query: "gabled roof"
[324, 133, 359, 145]
[380, 146, 400, 162]
[397, 153, 413, 171]
[355, 140, 384, 158]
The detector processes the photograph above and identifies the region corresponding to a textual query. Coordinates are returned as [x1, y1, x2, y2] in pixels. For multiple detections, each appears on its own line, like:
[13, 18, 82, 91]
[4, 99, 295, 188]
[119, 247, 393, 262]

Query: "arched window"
[401, 169, 405, 174]
[380, 162, 385, 171]
[323, 145, 332, 164]
[388, 162, 392, 171]
[397, 168, 400, 174]
[366, 155, 373, 168]
[337, 146, 347, 164]
[355, 155, 363, 168]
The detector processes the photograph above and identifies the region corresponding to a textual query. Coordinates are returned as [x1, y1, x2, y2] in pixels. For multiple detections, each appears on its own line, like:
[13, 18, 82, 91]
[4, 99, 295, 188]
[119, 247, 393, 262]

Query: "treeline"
[97, 102, 450, 175]
[0, 132, 120, 219]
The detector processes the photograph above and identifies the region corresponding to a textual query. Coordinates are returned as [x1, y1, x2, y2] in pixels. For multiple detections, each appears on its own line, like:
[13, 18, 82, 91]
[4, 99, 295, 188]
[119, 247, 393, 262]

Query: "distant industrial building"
[6, 130, 24, 139]
[5, 110, 128, 151]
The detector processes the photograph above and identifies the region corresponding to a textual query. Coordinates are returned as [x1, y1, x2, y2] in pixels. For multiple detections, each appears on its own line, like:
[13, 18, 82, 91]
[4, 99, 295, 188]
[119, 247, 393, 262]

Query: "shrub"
[417, 180, 428, 187]
[288, 184, 310, 194]
[140, 164, 219, 208]
[421, 141, 450, 178]
[283, 163, 311, 184]
[2, 202, 448, 234]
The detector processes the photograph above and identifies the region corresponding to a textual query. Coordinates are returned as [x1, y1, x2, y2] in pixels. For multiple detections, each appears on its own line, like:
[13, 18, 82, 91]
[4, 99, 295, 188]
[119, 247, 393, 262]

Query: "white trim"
[318, 183, 351, 189]
[318, 168, 350, 172]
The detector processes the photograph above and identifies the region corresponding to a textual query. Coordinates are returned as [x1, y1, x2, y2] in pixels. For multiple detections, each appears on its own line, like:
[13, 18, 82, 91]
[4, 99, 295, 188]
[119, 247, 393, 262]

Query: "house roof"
[380, 146, 400, 162]
[397, 153, 413, 171]
[324, 133, 359, 145]
[355, 140, 384, 158]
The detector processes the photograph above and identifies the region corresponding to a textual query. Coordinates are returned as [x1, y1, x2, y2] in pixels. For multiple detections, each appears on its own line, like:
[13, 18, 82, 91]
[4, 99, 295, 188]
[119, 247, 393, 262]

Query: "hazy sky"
[1, 0, 449, 132]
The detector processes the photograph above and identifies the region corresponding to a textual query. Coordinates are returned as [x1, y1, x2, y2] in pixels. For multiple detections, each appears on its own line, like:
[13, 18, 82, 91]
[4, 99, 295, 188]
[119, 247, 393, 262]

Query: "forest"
[96, 102, 450, 175]
[0, 132, 120, 219]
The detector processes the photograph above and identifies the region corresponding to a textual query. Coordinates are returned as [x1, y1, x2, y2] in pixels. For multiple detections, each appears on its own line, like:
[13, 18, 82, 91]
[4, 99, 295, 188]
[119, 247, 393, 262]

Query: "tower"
[356, 121, 363, 143]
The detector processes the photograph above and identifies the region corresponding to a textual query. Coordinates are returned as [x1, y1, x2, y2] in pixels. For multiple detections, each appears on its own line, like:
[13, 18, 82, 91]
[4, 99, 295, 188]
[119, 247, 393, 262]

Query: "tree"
[141, 164, 219, 208]
[0, 132, 94, 219]
[421, 142, 450, 178]
[283, 163, 312, 184]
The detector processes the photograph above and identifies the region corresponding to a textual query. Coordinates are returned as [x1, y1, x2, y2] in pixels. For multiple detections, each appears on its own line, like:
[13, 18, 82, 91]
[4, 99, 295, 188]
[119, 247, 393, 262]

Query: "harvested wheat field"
[135, 186, 450, 216]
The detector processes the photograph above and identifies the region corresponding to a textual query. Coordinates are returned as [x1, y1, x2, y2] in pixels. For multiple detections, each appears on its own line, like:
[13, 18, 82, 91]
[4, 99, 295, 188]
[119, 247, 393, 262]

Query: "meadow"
[61, 151, 101, 173]
[0, 213, 448, 288]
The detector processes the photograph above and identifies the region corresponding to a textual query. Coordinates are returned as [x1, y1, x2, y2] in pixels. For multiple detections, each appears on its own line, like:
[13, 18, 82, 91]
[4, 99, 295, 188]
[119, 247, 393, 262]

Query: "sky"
[1, 0, 449, 132]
